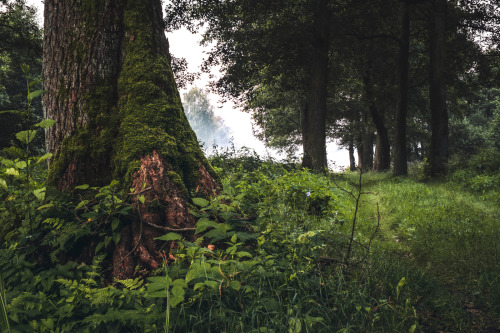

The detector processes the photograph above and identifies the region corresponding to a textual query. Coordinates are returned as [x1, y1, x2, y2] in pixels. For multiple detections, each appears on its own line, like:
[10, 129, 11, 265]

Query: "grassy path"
[347, 172, 500, 332]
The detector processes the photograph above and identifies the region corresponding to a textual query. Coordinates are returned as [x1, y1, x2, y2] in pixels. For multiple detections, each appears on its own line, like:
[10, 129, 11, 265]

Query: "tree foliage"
[182, 87, 231, 150]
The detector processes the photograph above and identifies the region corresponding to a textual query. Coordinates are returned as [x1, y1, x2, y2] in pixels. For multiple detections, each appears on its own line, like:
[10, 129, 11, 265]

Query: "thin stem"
[345, 169, 363, 265]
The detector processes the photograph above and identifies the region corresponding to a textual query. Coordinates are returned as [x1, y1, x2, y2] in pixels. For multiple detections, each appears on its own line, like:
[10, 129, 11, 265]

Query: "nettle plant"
[0, 64, 52, 240]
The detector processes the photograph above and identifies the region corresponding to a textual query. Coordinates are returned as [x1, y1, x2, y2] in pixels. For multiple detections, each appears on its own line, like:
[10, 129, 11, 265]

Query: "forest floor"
[346, 171, 500, 332]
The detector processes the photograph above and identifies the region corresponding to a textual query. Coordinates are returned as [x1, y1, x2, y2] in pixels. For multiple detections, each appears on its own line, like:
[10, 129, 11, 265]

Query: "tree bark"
[348, 140, 356, 171]
[302, 0, 329, 172]
[427, 0, 448, 176]
[363, 68, 390, 171]
[43, 0, 218, 279]
[359, 111, 374, 172]
[393, 0, 410, 176]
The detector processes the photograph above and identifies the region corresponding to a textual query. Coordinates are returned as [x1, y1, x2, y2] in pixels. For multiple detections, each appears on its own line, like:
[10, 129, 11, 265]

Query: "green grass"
[343, 171, 500, 331]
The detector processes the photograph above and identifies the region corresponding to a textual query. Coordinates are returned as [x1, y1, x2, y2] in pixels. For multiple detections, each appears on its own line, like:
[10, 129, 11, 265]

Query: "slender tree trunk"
[356, 134, 363, 170]
[349, 140, 356, 171]
[43, 0, 218, 279]
[427, 0, 448, 176]
[302, 0, 329, 172]
[394, 0, 410, 176]
[363, 68, 390, 171]
[361, 111, 374, 171]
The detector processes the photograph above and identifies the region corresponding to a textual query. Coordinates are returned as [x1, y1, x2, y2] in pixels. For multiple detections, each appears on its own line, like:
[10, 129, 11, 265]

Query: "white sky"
[25, 0, 349, 168]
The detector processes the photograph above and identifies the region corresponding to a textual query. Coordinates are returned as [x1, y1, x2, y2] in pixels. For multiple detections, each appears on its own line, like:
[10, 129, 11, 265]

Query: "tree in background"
[42, 0, 219, 279]
[166, 0, 333, 172]
[182, 87, 231, 151]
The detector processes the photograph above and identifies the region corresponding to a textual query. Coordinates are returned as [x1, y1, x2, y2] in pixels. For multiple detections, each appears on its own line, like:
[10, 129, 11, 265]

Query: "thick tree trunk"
[302, 0, 329, 172]
[393, 0, 410, 176]
[427, 0, 448, 176]
[43, 0, 218, 279]
[363, 68, 390, 171]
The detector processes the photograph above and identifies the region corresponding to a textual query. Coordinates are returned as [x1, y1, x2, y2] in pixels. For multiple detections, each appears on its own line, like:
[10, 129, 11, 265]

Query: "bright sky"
[25, 0, 349, 168]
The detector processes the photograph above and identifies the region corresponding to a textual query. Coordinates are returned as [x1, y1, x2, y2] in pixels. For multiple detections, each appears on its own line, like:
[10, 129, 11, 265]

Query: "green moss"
[49, 0, 218, 194]
[112, 1, 208, 194]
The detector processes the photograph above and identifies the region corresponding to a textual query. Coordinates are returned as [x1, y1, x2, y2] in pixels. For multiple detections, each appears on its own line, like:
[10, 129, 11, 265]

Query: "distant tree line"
[166, 0, 500, 175]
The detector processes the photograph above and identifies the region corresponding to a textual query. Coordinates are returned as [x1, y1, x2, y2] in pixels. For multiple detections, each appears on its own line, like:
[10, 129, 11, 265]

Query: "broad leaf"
[192, 197, 209, 207]
[0, 178, 8, 191]
[27, 89, 47, 101]
[34, 119, 56, 128]
[111, 217, 120, 231]
[16, 130, 37, 144]
[5, 168, 19, 177]
[155, 232, 182, 241]
[195, 217, 218, 234]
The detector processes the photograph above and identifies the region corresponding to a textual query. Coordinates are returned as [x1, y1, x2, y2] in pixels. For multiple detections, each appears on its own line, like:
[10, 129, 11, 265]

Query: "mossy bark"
[43, 0, 219, 279]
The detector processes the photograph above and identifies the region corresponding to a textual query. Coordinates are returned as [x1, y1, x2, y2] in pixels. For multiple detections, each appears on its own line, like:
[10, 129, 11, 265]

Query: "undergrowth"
[1, 133, 499, 331]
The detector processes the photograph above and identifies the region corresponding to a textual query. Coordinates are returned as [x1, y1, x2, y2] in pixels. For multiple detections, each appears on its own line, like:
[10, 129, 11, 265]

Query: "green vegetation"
[1, 135, 499, 331]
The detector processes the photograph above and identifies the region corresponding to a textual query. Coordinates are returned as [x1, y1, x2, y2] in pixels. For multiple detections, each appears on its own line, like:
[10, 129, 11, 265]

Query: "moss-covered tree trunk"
[42, 0, 218, 279]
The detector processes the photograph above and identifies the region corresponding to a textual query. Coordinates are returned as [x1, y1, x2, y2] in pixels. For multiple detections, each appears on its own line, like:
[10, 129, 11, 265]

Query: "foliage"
[182, 87, 231, 151]
[0, 0, 43, 150]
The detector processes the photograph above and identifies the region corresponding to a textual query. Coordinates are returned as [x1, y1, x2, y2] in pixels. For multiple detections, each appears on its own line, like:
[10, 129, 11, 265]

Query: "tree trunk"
[43, 0, 218, 279]
[393, 0, 410, 176]
[363, 68, 390, 171]
[302, 0, 329, 172]
[360, 111, 374, 172]
[427, 0, 448, 176]
[348, 140, 356, 171]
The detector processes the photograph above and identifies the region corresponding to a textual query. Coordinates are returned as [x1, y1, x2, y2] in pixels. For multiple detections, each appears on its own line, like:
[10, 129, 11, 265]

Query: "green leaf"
[33, 188, 46, 201]
[236, 251, 252, 258]
[28, 79, 43, 87]
[0, 178, 8, 191]
[231, 233, 238, 244]
[113, 232, 121, 245]
[396, 277, 406, 299]
[171, 279, 188, 288]
[20, 64, 30, 74]
[155, 232, 182, 241]
[0, 110, 26, 116]
[34, 118, 56, 128]
[186, 268, 206, 283]
[16, 130, 37, 144]
[15, 161, 27, 168]
[5, 168, 19, 177]
[74, 184, 89, 190]
[37, 203, 54, 210]
[2, 147, 25, 158]
[137, 194, 145, 204]
[35, 153, 53, 165]
[111, 217, 120, 231]
[75, 200, 89, 210]
[409, 324, 417, 333]
[192, 197, 209, 207]
[195, 217, 218, 234]
[228, 281, 241, 291]
[204, 280, 219, 290]
[27, 89, 47, 101]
